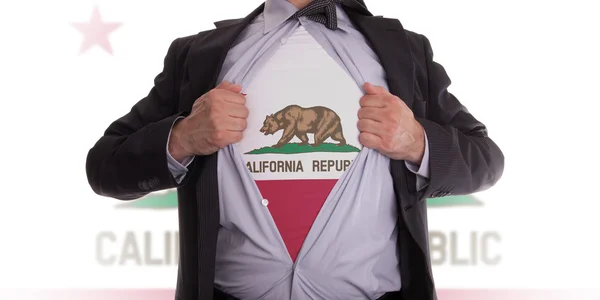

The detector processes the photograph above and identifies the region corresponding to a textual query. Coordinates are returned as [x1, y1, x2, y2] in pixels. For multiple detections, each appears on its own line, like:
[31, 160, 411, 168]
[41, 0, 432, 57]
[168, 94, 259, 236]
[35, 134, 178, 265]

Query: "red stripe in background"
[3, 289, 600, 300]
[255, 179, 338, 262]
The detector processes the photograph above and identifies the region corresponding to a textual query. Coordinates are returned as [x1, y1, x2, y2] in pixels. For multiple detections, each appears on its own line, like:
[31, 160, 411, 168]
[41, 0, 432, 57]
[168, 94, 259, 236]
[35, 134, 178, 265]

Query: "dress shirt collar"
[263, 0, 355, 34]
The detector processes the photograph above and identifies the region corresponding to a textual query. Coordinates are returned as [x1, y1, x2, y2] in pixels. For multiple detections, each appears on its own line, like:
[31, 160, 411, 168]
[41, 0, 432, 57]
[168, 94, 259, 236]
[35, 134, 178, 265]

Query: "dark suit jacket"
[85, 3, 504, 300]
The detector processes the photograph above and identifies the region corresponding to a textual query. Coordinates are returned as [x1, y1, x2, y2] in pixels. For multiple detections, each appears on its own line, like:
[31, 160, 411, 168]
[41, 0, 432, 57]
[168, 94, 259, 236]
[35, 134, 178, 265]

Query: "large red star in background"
[71, 6, 122, 55]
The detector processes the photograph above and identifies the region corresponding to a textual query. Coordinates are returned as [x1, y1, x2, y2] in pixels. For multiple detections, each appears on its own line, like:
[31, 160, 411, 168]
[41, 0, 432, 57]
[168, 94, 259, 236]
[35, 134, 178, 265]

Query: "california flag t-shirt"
[236, 26, 363, 261]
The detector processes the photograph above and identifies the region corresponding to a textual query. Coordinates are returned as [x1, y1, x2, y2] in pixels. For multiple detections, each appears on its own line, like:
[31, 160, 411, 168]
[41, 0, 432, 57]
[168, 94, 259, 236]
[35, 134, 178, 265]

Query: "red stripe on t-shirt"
[255, 179, 338, 262]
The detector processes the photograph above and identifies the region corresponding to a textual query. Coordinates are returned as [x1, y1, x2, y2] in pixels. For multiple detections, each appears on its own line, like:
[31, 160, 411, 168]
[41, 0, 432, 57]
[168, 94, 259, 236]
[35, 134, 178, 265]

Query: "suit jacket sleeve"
[86, 38, 191, 200]
[414, 35, 505, 198]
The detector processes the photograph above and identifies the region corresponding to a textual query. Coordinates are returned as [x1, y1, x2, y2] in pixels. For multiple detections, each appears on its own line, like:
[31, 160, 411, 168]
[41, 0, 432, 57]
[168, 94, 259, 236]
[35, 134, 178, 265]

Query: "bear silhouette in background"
[259, 105, 347, 148]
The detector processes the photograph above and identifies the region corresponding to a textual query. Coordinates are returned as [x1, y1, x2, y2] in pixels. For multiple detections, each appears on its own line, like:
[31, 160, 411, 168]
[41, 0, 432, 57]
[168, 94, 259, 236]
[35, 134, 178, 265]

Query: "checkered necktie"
[291, 0, 368, 30]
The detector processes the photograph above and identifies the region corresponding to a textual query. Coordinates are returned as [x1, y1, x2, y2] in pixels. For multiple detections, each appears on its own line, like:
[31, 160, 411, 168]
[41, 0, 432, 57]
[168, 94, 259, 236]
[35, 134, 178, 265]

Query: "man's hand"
[357, 82, 426, 165]
[168, 81, 248, 162]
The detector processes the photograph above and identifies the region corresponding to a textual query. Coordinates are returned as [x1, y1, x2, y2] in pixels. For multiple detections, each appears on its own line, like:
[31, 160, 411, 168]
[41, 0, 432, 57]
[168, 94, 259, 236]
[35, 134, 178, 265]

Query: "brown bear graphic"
[259, 105, 346, 148]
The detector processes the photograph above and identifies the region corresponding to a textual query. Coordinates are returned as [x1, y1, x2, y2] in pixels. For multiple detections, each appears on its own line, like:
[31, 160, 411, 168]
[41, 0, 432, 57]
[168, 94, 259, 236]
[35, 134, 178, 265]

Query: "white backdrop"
[0, 0, 599, 295]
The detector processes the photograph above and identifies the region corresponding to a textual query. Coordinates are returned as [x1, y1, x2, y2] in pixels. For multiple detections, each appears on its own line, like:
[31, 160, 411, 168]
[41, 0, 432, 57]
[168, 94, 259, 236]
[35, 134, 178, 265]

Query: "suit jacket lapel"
[185, 7, 265, 300]
[344, 9, 415, 108]
[185, 4, 265, 106]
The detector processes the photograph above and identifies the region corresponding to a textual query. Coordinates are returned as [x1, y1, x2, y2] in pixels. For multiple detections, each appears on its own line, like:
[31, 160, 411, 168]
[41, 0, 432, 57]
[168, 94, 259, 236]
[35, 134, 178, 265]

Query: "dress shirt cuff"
[405, 132, 430, 191]
[166, 116, 194, 183]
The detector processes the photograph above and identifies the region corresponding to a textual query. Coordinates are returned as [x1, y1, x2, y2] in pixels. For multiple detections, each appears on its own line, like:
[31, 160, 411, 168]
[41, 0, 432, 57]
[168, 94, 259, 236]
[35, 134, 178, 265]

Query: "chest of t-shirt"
[237, 26, 363, 182]
[235, 26, 364, 260]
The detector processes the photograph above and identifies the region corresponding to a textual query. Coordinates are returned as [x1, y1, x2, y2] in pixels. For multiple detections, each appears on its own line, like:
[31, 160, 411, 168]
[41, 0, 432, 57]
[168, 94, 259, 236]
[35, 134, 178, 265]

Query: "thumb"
[364, 82, 387, 95]
[216, 81, 243, 93]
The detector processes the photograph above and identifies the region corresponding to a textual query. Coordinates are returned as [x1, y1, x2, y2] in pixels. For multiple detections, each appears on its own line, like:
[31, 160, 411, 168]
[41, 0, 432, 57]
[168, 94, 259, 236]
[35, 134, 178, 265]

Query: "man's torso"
[213, 4, 400, 298]
[169, 3, 435, 299]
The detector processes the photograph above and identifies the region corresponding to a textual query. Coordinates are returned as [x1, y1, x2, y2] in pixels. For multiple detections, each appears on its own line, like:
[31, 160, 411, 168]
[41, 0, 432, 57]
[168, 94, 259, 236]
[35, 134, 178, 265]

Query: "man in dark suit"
[86, 0, 504, 299]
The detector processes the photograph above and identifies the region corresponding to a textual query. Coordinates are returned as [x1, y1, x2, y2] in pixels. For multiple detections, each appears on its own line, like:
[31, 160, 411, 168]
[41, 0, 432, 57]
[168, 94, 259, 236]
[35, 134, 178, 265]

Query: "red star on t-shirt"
[71, 6, 122, 55]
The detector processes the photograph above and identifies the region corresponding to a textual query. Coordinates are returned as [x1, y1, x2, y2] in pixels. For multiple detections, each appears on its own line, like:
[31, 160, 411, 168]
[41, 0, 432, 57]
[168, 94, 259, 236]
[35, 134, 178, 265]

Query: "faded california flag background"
[0, 0, 599, 299]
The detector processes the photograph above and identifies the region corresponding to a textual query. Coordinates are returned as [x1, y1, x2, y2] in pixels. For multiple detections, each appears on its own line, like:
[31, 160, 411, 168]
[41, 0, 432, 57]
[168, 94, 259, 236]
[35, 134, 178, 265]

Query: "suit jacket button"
[138, 180, 149, 190]
[148, 177, 160, 189]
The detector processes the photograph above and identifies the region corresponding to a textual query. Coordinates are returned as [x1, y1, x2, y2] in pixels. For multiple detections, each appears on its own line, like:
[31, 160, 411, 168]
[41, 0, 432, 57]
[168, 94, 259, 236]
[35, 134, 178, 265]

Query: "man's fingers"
[359, 95, 386, 108]
[229, 132, 244, 143]
[210, 82, 246, 105]
[357, 119, 386, 136]
[222, 92, 247, 105]
[357, 107, 385, 122]
[212, 130, 243, 148]
[216, 81, 243, 93]
[224, 117, 247, 132]
[226, 103, 249, 119]
[359, 132, 382, 150]
[364, 82, 388, 95]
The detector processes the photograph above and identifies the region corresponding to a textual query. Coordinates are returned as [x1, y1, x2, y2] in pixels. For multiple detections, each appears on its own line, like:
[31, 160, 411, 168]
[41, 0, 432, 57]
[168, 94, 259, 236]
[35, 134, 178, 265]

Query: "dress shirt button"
[280, 38, 287, 44]
[261, 199, 269, 206]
